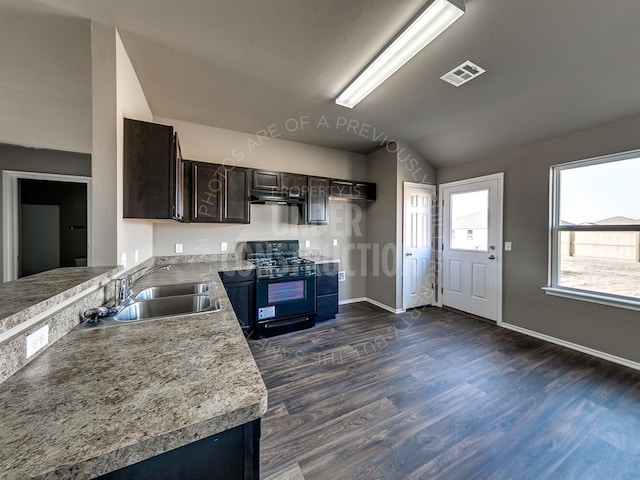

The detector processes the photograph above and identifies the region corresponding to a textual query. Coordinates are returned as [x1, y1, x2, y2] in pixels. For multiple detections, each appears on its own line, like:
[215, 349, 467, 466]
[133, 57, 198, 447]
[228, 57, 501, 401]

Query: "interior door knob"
[406, 252, 413, 256]
[488, 255, 496, 260]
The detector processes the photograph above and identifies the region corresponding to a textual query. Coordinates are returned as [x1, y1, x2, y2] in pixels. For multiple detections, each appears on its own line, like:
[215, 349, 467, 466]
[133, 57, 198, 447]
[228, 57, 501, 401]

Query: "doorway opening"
[3, 171, 91, 282]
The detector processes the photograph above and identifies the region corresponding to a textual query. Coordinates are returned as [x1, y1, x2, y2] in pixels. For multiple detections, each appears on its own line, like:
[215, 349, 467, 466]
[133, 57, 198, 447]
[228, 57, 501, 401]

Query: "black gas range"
[247, 240, 316, 337]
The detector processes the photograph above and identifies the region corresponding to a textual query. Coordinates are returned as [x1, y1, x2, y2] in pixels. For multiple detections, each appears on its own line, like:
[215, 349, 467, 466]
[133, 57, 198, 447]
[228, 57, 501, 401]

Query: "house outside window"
[546, 150, 640, 309]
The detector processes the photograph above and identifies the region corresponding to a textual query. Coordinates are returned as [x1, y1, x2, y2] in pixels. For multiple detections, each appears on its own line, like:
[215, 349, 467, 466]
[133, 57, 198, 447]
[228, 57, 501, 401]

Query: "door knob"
[406, 252, 413, 256]
[488, 255, 496, 260]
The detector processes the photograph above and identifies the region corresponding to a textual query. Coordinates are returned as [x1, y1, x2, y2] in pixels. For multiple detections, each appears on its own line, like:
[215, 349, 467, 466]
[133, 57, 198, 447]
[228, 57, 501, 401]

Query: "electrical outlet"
[175, 243, 184, 254]
[220, 242, 228, 252]
[26, 325, 49, 359]
[338, 271, 346, 282]
[333, 238, 338, 247]
[305, 240, 311, 248]
[505, 242, 512, 251]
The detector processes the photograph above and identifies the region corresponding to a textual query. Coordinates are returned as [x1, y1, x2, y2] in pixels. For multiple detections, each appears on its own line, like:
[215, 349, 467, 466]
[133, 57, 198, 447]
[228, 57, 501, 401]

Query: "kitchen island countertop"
[0, 266, 120, 335]
[0, 261, 266, 480]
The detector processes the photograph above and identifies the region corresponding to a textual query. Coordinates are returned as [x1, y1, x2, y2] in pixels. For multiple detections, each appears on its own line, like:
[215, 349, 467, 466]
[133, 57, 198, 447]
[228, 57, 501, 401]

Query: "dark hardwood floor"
[249, 303, 640, 480]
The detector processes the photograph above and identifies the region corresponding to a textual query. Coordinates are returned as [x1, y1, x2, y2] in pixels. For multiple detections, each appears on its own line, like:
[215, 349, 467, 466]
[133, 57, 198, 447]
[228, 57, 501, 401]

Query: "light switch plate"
[333, 239, 338, 246]
[305, 240, 311, 248]
[220, 242, 228, 252]
[120, 252, 127, 267]
[134, 249, 139, 263]
[338, 271, 346, 282]
[505, 242, 512, 251]
[175, 243, 184, 254]
[26, 325, 49, 359]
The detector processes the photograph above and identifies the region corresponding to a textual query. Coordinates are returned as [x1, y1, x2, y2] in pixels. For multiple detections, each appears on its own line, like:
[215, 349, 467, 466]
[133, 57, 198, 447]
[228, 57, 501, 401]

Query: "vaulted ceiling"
[5, 0, 640, 166]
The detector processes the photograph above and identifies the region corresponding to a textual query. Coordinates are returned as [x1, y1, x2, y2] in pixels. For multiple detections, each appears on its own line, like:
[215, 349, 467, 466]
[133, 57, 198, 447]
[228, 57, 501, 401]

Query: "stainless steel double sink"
[81, 281, 222, 328]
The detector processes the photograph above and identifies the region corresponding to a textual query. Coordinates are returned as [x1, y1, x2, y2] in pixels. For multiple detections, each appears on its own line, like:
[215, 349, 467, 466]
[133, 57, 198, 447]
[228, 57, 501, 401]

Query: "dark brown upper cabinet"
[306, 176, 329, 225]
[221, 166, 251, 223]
[123, 118, 184, 221]
[186, 161, 250, 224]
[252, 170, 280, 190]
[330, 179, 376, 201]
[188, 161, 222, 222]
[252, 170, 307, 197]
[281, 173, 307, 198]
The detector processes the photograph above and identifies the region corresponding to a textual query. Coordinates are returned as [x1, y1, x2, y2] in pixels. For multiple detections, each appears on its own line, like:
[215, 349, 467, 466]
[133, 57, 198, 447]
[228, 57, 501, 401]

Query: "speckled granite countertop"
[0, 261, 266, 480]
[0, 267, 120, 335]
[300, 255, 340, 264]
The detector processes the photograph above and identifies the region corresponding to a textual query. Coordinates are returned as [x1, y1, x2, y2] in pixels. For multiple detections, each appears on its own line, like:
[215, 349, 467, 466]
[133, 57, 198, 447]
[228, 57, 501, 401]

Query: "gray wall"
[154, 201, 368, 302]
[366, 147, 398, 309]
[366, 143, 437, 310]
[437, 113, 640, 363]
[0, 9, 91, 153]
[0, 143, 91, 278]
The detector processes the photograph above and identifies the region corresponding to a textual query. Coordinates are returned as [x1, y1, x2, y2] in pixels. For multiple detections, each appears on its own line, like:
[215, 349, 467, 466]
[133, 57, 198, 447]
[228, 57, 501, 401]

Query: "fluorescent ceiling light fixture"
[335, 0, 465, 109]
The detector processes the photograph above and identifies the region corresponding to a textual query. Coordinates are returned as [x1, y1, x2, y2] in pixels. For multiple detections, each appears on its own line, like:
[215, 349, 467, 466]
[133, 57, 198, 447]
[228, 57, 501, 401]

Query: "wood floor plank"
[250, 302, 640, 479]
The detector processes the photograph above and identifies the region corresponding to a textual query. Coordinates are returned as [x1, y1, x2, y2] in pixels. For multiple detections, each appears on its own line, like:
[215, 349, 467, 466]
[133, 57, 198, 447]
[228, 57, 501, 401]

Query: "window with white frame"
[547, 150, 640, 307]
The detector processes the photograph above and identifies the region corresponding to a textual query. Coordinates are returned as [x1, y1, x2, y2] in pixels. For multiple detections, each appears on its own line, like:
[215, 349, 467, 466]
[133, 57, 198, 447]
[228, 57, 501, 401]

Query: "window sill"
[542, 287, 640, 312]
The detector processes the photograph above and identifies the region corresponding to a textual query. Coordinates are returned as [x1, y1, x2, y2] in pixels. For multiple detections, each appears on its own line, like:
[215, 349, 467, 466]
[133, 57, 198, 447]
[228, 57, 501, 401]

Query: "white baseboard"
[336, 300, 640, 370]
[365, 298, 405, 314]
[501, 322, 640, 372]
[338, 297, 405, 314]
[339, 297, 367, 306]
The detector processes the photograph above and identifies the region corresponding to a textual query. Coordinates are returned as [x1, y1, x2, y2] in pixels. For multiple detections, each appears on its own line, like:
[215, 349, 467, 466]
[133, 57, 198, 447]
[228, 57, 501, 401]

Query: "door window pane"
[450, 189, 488, 251]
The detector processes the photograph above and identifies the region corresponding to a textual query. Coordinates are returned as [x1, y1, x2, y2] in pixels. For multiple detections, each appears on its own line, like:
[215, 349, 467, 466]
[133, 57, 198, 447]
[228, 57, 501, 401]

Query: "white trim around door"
[437, 173, 504, 324]
[2, 170, 92, 282]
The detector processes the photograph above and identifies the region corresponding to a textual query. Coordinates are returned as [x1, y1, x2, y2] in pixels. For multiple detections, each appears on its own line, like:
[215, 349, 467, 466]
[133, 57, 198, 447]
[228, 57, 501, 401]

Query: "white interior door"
[403, 183, 435, 309]
[440, 174, 503, 321]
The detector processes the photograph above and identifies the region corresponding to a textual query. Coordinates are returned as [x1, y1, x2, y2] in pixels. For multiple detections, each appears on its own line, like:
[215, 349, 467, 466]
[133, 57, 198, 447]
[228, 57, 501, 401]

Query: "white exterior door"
[403, 183, 435, 309]
[440, 174, 503, 321]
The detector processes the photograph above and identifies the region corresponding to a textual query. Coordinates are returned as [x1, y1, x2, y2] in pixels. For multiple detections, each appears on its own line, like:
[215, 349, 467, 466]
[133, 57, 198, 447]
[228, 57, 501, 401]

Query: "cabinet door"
[123, 118, 175, 219]
[352, 182, 370, 200]
[317, 294, 338, 322]
[306, 177, 329, 225]
[281, 173, 306, 197]
[252, 170, 280, 190]
[330, 180, 354, 198]
[190, 162, 222, 222]
[316, 262, 338, 295]
[222, 166, 250, 223]
[172, 133, 184, 221]
[224, 282, 255, 332]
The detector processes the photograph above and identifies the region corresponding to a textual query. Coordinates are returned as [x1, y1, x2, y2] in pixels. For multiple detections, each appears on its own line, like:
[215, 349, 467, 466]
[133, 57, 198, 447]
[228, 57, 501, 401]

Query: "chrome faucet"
[114, 265, 171, 306]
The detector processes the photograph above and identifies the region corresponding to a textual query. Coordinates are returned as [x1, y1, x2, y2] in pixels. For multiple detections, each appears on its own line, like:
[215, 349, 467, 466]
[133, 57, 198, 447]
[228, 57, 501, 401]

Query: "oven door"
[256, 275, 316, 321]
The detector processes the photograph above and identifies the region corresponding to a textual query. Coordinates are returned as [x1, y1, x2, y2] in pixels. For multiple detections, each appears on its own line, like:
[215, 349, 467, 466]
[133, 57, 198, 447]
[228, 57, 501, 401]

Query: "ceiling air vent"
[441, 60, 486, 87]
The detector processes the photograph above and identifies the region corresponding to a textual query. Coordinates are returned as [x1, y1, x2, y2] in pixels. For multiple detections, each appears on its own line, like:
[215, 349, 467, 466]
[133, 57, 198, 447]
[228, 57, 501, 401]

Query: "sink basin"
[115, 294, 221, 322]
[134, 282, 210, 300]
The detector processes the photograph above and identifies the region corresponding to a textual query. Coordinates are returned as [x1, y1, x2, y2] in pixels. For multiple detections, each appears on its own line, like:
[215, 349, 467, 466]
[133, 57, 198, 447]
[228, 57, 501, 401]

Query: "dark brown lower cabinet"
[220, 269, 256, 334]
[97, 419, 260, 480]
[316, 262, 339, 322]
